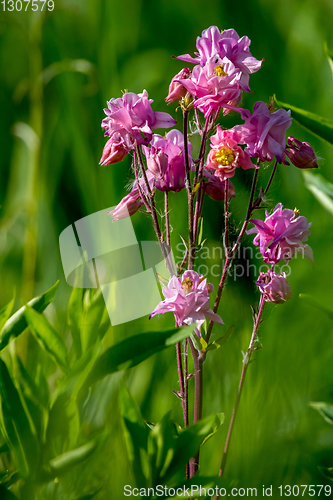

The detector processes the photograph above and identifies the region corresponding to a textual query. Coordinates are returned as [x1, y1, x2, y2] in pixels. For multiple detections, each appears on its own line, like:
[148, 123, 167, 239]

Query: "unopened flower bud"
[108, 191, 143, 220]
[204, 174, 236, 201]
[286, 136, 318, 169]
[100, 133, 131, 166]
[165, 68, 191, 104]
[256, 270, 292, 304]
[145, 146, 169, 179]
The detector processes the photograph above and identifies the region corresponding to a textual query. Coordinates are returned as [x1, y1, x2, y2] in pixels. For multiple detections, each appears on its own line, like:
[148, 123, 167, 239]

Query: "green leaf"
[299, 294, 333, 321]
[148, 412, 176, 486]
[71, 491, 103, 500]
[0, 281, 59, 352]
[119, 382, 149, 487]
[68, 283, 83, 359]
[201, 412, 225, 446]
[0, 296, 15, 333]
[0, 359, 39, 478]
[81, 288, 109, 353]
[324, 42, 333, 80]
[310, 401, 333, 425]
[11, 355, 48, 444]
[319, 466, 333, 481]
[206, 325, 235, 351]
[24, 306, 69, 373]
[0, 470, 19, 487]
[162, 413, 224, 484]
[197, 217, 204, 246]
[303, 171, 333, 215]
[274, 95, 333, 147]
[0, 485, 18, 499]
[40, 437, 103, 482]
[84, 325, 195, 388]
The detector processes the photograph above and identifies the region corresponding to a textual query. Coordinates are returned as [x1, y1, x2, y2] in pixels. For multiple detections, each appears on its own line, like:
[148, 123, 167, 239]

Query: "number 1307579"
[1, 0, 54, 11]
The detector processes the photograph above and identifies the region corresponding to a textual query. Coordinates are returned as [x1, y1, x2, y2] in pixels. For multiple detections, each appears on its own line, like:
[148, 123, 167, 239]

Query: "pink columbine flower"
[256, 270, 292, 304]
[100, 131, 132, 166]
[108, 172, 155, 221]
[176, 26, 263, 92]
[145, 146, 169, 180]
[149, 270, 223, 336]
[142, 129, 193, 192]
[247, 203, 312, 263]
[206, 126, 255, 181]
[203, 169, 236, 200]
[165, 68, 192, 104]
[286, 136, 318, 169]
[233, 101, 292, 163]
[101, 90, 177, 146]
[176, 55, 242, 118]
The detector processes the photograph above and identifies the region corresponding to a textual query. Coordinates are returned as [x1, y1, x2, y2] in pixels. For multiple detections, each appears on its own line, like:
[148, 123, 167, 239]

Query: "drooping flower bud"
[256, 270, 292, 304]
[100, 132, 131, 166]
[145, 146, 169, 180]
[108, 191, 143, 220]
[203, 169, 236, 200]
[285, 136, 318, 169]
[165, 68, 191, 104]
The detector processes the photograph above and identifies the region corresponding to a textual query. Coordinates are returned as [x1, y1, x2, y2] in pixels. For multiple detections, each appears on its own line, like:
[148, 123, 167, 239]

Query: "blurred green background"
[1, 0, 333, 498]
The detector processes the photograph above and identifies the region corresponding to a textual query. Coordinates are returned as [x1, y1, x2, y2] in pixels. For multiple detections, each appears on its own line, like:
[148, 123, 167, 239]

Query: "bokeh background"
[1, 0, 333, 498]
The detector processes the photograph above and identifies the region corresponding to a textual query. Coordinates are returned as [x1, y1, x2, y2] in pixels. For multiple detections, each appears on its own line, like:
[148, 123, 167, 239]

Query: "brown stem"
[133, 151, 151, 213]
[263, 159, 278, 197]
[165, 191, 170, 246]
[190, 118, 210, 269]
[183, 110, 195, 271]
[184, 338, 189, 479]
[206, 167, 259, 344]
[135, 145, 174, 275]
[223, 180, 230, 258]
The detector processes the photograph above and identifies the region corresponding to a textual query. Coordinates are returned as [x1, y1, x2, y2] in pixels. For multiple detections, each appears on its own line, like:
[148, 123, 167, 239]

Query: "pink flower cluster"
[168, 27, 263, 117]
[234, 102, 292, 163]
[149, 270, 223, 336]
[247, 203, 312, 263]
[100, 90, 176, 165]
[142, 130, 193, 192]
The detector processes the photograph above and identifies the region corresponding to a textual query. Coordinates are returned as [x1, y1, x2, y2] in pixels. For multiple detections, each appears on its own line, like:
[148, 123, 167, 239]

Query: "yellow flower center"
[181, 277, 193, 294]
[215, 147, 235, 166]
[213, 64, 227, 77]
[293, 207, 300, 218]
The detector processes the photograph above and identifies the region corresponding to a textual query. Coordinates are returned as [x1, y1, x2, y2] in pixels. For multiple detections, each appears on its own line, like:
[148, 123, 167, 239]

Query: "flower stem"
[189, 338, 204, 477]
[184, 338, 190, 479]
[135, 145, 174, 275]
[263, 159, 278, 197]
[223, 180, 230, 258]
[183, 110, 195, 271]
[214, 297, 266, 499]
[133, 151, 151, 214]
[165, 191, 170, 246]
[206, 167, 259, 344]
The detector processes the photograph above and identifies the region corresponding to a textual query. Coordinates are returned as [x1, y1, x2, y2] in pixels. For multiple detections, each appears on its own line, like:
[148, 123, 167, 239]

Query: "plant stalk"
[214, 297, 265, 500]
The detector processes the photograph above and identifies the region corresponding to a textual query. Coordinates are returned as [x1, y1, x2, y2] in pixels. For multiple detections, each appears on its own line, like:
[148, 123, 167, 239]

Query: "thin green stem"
[214, 297, 265, 499]
[189, 338, 204, 478]
[206, 167, 260, 344]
